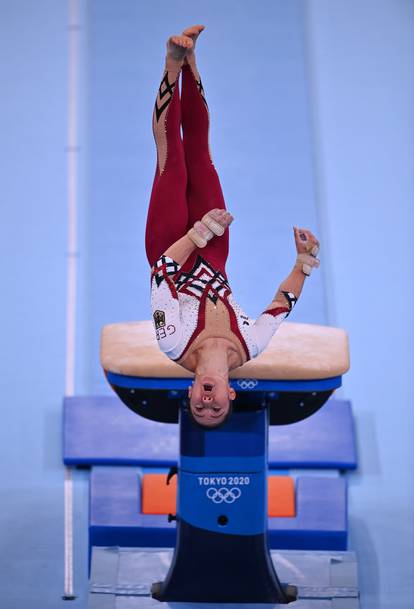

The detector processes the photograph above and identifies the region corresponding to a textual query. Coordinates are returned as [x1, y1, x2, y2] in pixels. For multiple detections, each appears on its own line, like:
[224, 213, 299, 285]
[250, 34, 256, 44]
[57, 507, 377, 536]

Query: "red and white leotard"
[150, 254, 296, 365]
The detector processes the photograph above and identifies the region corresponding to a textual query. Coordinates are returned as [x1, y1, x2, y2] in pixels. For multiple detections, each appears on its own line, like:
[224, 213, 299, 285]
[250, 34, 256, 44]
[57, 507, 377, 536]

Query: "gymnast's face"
[188, 375, 236, 428]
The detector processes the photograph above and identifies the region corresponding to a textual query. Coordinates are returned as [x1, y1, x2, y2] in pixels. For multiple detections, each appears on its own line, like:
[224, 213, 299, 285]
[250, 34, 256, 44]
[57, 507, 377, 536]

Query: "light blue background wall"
[0, 1, 413, 608]
[306, 2, 414, 606]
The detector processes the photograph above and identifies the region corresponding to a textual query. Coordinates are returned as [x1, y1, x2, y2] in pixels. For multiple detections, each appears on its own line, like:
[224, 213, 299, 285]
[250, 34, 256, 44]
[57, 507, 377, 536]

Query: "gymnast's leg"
[145, 36, 191, 267]
[180, 26, 230, 275]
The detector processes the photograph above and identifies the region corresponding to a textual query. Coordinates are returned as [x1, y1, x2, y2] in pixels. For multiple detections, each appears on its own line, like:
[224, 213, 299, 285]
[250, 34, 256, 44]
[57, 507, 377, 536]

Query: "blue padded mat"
[88, 546, 359, 608]
[63, 396, 357, 469]
[89, 466, 347, 552]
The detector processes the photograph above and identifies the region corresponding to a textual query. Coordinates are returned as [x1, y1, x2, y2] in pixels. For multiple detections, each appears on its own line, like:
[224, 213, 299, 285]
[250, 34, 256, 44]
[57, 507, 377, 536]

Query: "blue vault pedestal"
[151, 407, 288, 603]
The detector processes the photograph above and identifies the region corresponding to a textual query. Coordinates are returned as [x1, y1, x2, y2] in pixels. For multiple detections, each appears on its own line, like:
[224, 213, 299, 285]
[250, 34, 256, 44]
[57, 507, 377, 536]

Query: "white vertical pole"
[66, 0, 79, 400]
[63, 467, 76, 600]
[63, 0, 80, 600]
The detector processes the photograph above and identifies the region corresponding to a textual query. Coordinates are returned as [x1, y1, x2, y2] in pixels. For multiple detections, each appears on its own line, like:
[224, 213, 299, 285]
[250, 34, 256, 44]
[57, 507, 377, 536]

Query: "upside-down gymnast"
[146, 26, 320, 428]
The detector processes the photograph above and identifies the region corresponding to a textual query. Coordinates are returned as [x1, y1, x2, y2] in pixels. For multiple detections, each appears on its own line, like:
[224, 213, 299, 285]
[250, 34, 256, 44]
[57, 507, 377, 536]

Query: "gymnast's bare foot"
[167, 35, 193, 64]
[181, 25, 204, 78]
[182, 25, 205, 53]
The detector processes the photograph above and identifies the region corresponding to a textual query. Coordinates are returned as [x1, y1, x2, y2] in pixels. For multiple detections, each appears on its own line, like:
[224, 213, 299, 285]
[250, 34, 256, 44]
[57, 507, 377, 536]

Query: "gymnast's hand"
[187, 208, 234, 248]
[293, 227, 320, 276]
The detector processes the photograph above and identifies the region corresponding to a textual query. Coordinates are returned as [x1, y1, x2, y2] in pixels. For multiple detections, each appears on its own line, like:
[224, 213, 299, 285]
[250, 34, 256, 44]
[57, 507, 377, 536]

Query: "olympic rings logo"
[236, 379, 258, 390]
[206, 487, 242, 504]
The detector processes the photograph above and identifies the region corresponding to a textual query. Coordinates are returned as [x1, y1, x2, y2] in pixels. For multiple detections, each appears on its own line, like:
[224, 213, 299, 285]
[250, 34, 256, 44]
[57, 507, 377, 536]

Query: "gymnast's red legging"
[145, 63, 229, 275]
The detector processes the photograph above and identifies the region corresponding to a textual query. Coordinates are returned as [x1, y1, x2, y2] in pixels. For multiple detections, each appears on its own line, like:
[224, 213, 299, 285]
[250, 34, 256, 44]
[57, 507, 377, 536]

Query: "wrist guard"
[201, 212, 225, 236]
[297, 245, 320, 276]
[187, 221, 214, 248]
[187, 211, 227, 248]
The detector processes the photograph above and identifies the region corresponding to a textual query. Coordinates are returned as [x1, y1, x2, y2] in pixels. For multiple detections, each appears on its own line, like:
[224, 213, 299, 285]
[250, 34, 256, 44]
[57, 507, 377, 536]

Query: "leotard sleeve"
[150, 255, 183, 355]
[251, 292, 297, 356]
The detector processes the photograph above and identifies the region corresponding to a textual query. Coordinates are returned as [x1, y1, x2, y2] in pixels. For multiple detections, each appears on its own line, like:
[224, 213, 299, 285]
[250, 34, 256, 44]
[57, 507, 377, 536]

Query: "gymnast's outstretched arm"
[266, 227, 320, 312]
[252, 227, 320, 353]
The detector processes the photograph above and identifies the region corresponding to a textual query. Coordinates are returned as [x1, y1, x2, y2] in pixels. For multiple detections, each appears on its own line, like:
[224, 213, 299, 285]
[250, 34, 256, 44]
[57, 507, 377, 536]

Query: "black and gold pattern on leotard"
[196, 77, 208, 107]
[281, 291, 297, 313]
[154, 72, 176, 122]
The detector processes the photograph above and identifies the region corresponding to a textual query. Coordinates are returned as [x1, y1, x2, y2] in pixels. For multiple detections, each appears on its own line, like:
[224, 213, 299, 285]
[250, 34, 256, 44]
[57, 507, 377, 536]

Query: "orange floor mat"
[267, 475, 295, 517]
[141, 473, 177, 515]
[141, 473, 295, 517]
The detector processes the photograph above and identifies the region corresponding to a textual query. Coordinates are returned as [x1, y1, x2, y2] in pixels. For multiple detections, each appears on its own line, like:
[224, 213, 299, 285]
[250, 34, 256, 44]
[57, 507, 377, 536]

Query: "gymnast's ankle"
[166, 35, 193, 73]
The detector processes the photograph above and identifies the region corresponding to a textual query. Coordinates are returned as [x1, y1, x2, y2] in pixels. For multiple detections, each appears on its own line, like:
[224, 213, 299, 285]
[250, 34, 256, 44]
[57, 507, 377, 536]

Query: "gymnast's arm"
[252, 227, 320, 353]
[151, 210, 234, 353]
[150, 218, 214, 352]
[150, 235, 201, 353]
[266, 264, 307, 313]
[164, 235, 197, 266]
[164, 208, 234, 264]
[268, 226, 320, 307]
[150, 252, 183, 354]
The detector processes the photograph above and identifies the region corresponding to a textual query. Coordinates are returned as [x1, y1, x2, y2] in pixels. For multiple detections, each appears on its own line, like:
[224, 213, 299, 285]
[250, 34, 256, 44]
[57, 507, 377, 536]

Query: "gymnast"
[146, 26, 320, 428]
